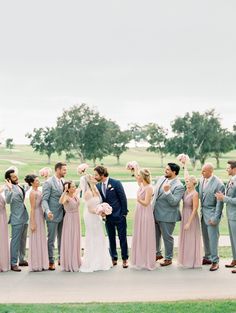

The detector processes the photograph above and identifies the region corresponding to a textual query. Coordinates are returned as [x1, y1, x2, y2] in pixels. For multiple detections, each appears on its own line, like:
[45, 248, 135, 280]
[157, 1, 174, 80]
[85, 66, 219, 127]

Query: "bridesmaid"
[131, 168, 156, 270]
[0, 186, 10, 272]
[60, 181, 81, 272]
[25, 174, 48, 272]
[178, 163, 202, 268]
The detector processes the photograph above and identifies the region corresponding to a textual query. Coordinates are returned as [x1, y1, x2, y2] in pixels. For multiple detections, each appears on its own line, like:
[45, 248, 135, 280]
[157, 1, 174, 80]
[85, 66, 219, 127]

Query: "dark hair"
[94, 165, 109, 177]
[25, 174, 38, 186]
[228, 160, 236, 169]
[63, 180, 73, 192]
[167, 163, 180, 176]
[5, 169, 15, 180]
[55, 162, 67, 171]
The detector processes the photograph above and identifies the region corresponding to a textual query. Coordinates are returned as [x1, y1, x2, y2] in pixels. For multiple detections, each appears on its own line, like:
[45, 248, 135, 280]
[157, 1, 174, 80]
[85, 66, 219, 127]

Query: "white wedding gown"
[80, 195, 112, 272]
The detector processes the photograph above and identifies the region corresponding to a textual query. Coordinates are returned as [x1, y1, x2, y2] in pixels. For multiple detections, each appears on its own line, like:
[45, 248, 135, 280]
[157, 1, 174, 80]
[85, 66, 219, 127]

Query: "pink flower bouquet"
[77, 163, 89, 175]
[96, 202, 113, 216]
[177, 154, 190, 165]
[39, 167, 52, 178]
[126, 161, 139, 171]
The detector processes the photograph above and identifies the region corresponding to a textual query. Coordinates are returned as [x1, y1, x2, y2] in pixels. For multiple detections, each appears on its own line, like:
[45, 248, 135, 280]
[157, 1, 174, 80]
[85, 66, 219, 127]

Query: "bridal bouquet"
[96, 202, 113, 216]
[39, 167, 52, 179]
[6, 166, 19, 175]
[126, 161, 139, 176]
[77, 163, 89, 175]
[177, 154, 190, 166]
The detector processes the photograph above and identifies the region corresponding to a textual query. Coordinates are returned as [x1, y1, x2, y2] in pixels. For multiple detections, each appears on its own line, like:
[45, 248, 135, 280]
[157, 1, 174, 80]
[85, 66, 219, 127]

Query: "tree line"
[25, 104, 236, 168]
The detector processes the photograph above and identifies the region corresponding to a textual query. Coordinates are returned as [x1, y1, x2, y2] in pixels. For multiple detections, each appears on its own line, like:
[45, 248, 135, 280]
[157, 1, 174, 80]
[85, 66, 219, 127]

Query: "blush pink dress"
[178, 191, 202, 268]
[0, 193, 10, 272]
[131, 185, 156, 270]
[28, 190, 49, 271]
[61, 196, 81, 272]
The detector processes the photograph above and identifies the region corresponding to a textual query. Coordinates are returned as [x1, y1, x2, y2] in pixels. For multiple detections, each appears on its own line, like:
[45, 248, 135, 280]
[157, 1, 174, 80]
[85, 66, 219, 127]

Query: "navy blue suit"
[97, 177, 129, 261]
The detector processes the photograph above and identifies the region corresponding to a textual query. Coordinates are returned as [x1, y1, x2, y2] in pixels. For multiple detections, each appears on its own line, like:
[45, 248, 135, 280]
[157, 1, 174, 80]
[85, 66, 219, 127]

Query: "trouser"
[155, 220, 176, 260]
[47, 219, 63, 264]
[201, 217, 219, 263]
[228, 219, 236, 260]
[105, 217, 128, 261]
[10, 223, 28, 265]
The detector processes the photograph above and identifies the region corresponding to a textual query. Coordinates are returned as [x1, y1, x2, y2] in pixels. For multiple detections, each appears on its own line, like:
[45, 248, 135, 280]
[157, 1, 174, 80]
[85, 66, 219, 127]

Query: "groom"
[94, 165, 129, 268]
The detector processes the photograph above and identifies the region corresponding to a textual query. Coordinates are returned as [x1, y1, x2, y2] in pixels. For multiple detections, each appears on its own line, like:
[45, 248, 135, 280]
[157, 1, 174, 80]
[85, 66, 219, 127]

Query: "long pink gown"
[178, 191, 202, 268]
[131, 185, 156, 270]
[61, 196, 81, 272]
[0, 193, 10, 272]
[29, 190, 49, 271]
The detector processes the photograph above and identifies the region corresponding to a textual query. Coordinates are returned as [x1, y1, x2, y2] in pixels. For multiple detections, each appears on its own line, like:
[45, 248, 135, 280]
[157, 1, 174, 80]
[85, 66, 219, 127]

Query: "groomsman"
[200, 163, 225, 271]
[5, 169, 29, 272]
[152, 163, 185, 266]
[216, 160, 236, 274]
[42, 162, 67, 270]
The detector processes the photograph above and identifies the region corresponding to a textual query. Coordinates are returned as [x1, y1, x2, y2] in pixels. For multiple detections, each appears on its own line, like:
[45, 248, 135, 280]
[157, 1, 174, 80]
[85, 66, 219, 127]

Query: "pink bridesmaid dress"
[61, 196, 81, 272]
[0, 193, 10, 272]
[29, 190, 49, 271]
[178, 191, 202, 268]
[131, 185, 156, 270]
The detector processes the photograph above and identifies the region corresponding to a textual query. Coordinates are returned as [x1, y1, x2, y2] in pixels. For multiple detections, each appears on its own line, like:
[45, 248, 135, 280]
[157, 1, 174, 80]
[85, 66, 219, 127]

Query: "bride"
[79, 174, 112, 272]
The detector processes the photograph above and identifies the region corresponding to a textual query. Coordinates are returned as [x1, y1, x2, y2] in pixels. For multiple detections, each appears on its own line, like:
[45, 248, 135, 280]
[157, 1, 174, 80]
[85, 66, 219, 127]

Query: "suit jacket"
[97, 177, 128, 220]
[223, 176, 236, 221]
[5, 184, 29, 225]
[199, 175, 225, 225]
[42, 176, 64, 223]
[152, 176, 185, 223]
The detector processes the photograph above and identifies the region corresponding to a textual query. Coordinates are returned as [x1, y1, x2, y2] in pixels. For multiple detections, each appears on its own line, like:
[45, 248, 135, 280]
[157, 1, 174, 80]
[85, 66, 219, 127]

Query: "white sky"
[0, 0, 235, 143]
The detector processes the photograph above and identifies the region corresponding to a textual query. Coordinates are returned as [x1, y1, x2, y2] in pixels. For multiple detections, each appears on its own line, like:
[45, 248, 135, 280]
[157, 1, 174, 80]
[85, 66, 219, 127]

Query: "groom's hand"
[47, 211, 54, 220]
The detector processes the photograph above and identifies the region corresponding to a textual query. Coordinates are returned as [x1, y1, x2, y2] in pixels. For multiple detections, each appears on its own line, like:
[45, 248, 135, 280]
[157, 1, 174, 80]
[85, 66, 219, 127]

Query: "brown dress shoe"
[19, 260, 28, 266]
[210, 262, 219, 271]
[48, 263, 56, 271]
[112, 260, 117, 266]
[156, 255, 163, 261]
[225, 260, 236, 268]
[122, 260, 129, 268]
[232, 270, 236, 274]
[202, 258, 212, 265]
[11, 265, 21, 272]
[160, 259, 172, 267]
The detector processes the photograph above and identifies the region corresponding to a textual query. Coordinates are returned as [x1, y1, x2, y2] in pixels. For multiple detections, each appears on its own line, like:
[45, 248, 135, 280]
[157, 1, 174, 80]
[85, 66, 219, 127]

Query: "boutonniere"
[108, 184, 114, 190]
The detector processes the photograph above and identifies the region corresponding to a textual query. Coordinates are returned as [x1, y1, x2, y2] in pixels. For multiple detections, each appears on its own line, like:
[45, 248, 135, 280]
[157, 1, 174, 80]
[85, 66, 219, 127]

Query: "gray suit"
[199, 175, 225, 263]
[42, 176, 64, 264]
[223, 176, 236, 260]
[152, 176, 185, 260]
[5, 184, 29, 266]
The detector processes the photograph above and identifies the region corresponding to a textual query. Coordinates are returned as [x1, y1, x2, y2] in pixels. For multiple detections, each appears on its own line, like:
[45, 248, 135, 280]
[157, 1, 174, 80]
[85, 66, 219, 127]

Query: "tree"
[128, 123, 146, 147]
[211, 128, 234, 169]
[55, 103, 113, 165]
[107, 122, 131, 164]
[5, 138, 14, 151]
[144, 123, 168, 168]
[166, 109, 229, 168]
[26, 127, 56, 164]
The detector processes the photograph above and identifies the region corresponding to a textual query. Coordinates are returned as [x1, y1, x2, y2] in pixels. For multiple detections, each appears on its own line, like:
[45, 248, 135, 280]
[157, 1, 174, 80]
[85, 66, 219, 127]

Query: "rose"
[6, 166, 18, 175]
[126, 161, 139, 171]
[95, 202, 113, 216]
[177, 154, 190, 165]
[39, 167, 52, 178]
[77, 163, 89, 175]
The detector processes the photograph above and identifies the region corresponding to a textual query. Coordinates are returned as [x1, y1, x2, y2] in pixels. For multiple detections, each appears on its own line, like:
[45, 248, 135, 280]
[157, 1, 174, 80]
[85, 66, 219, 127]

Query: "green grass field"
[1, 145, 236, 183]
[1, 301, 236, 313]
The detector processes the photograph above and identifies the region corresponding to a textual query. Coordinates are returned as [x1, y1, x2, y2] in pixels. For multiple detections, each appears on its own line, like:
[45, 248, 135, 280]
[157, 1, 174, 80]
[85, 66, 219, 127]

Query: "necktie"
[102, 182, 107, 197]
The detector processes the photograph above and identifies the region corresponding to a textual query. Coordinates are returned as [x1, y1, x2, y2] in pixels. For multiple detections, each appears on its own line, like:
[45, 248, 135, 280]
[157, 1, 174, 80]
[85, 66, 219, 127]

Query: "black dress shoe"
[19, 260, 28, 266]
[112, 260, 117, 266]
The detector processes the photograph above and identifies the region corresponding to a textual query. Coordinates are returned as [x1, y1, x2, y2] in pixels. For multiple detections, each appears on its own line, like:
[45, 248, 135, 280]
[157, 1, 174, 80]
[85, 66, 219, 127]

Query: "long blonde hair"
[85, 174, 100, 197]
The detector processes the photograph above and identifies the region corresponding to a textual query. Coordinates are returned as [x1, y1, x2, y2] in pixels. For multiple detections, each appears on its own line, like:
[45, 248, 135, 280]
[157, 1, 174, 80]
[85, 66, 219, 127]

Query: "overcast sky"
[0, 0, 235, 143]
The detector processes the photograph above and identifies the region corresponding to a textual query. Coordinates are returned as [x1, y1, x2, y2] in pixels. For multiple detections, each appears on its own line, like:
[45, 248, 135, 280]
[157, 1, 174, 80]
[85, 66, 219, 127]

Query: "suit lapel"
[52, 176, 62, 193]
[155, 177, 167, 201]
[14, 184, 24, 200]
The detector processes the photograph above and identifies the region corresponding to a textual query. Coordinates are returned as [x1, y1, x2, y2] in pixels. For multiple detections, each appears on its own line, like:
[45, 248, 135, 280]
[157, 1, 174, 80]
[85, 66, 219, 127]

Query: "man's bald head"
[201, 162, 214, 178]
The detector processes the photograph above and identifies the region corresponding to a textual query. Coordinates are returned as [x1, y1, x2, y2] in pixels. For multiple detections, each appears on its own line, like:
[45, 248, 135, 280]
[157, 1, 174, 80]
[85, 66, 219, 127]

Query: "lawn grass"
[1, 301, 236, 313]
